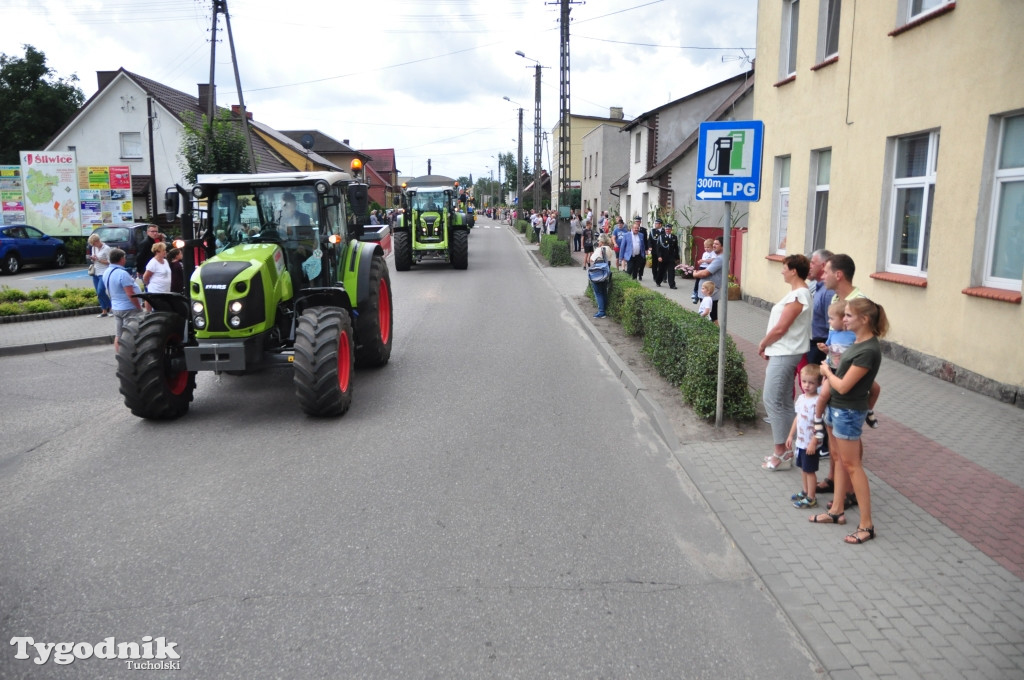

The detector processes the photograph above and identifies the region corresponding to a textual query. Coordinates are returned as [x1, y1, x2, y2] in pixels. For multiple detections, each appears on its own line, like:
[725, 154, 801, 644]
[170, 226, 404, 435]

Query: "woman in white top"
[87, 232, 112, 316]
[143, 241, 172, 294]
[757, 254, 813, 470]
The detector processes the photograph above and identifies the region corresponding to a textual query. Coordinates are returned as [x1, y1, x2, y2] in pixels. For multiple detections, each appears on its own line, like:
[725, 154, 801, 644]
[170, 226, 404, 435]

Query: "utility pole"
[549, 0, 582, 238]
[517, 107, 524, 211]
[205, 0, 256, 172]
[532, 62, 542, 212]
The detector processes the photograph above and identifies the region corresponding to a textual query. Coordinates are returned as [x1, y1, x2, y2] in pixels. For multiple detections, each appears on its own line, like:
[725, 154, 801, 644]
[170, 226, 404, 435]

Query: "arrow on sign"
[697, 190, 722, 199]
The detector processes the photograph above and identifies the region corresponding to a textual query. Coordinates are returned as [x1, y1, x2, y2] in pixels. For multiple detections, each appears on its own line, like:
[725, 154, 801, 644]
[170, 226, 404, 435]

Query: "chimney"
[198, 84, 215, 118]
[343, 139, 350, 146]
[610, 107, 624, 121]
[230, 104, 253, 120]
[97, 71, 118, 91]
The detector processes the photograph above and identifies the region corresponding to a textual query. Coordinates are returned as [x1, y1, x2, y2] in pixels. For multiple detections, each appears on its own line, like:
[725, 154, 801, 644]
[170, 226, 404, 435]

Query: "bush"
[23, 299, 55, 314]
[63, 236, 88, 264]
[541, 236, 572, 266]
[51, 288, 75, 299]
[582, 273, 756, 422]
[0, 302, 21, 316]
[0, 287, 27, 302]
[680, 330, 757, 421]
[58, 295, 91, 310]
[27, 288, 51, 300]
[515, 219, 529, 234]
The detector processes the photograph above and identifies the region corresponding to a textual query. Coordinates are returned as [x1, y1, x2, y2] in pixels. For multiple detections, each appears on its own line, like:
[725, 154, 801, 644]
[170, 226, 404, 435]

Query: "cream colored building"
[747, 0, 1024, 399]
[550, 109, 628, 212]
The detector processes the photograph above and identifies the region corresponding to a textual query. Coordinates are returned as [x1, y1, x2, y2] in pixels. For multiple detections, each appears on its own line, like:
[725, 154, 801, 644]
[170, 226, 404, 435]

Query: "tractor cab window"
[210, 190, 258, 246]
[411, 190, 447, 213]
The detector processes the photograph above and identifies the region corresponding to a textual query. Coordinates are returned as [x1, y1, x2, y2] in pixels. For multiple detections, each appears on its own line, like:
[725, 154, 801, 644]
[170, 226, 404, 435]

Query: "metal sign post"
[695, 121, 764, 427]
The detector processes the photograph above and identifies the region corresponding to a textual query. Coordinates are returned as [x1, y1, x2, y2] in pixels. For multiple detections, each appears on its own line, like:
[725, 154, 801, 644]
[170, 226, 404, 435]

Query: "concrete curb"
[0, 334, 113, 357]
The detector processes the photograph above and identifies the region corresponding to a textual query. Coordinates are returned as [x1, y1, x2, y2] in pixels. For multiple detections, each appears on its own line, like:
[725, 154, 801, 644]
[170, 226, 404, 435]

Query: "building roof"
[621, 69, 754, 133]
[279, 130, 370, 162]
[360, 148, 398, 175]
[51, 68, 295, 174]
[637, 73, 755, 183]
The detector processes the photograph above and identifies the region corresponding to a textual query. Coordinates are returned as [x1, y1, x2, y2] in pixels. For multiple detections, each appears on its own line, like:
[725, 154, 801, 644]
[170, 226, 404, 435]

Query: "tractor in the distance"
[392, 175, 472, 270]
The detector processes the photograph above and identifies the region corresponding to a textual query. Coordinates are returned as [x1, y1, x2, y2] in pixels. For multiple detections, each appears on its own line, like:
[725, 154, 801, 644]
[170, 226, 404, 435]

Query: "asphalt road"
[0, 225, 820, 678]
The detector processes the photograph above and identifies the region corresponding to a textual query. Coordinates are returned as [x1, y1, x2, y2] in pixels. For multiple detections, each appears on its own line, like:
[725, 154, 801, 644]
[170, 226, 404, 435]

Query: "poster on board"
[0, 165, 26, 225]
[79, 165, 134, 231]
[19, 151, 81, 237]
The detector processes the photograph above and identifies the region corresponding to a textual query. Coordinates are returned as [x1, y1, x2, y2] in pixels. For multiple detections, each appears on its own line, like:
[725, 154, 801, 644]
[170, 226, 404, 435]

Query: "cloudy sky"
[4, 0, 757, 184]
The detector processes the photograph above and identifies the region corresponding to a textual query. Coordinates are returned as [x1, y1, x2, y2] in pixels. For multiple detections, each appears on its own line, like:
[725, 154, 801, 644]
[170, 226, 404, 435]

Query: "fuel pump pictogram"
[706, 131, 748, 176]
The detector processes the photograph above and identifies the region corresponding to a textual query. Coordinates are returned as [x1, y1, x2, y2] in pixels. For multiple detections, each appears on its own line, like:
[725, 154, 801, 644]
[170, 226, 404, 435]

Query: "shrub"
[679, 330, 757, 421]
[63, 236, 88, 264]
[515, 219, 529, 234]
[582, 273, 756, 422]
[23, 299, 55, 314]
[58, 294, 93, 310]
[0, 302, 21, 316]
[546, 238, 572, 266]
[51, 288, 75, 299]
[27, 288, 51, 300]
[0, 287, 27, 302]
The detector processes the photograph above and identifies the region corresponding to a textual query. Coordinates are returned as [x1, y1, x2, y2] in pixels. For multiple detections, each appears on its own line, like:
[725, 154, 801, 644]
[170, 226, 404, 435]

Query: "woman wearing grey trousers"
[757, 254, 812, 470]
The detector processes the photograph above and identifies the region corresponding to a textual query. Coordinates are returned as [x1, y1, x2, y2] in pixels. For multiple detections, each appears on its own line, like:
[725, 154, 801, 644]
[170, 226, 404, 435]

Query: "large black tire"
[393, 230, 412, 271]
[116, 312, 196, 420]
[355, 255, 393, 367]
[293, 307, 354, 417]
[450, 228, 469, 270]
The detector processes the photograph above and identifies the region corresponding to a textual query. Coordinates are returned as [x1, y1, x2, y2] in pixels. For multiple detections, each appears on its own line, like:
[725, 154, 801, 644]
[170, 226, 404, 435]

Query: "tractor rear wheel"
[394, 230, 412, 271]
[451, 228, 469, 270]
[294, 306, 354, 417]
[116, 312, 196, 419]
[355, 255, 393, 367]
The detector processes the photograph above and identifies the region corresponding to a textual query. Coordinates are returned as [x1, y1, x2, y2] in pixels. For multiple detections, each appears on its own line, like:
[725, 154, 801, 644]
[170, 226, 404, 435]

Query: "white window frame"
[901, 0, 953, 23]
[772, 156, 791, 255]
[781, 0, 800, 79]
[983, 114, 1024, 290]
[885, 130, 939, 276]
[809, 148, 831, 252]
[119, 131, 142, 159]
[816, 0, 841, 62]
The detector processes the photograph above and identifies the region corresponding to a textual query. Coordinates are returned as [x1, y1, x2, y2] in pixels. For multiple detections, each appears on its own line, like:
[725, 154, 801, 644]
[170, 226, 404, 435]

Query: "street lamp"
[516, 50, 547, 213]
[503, 96, 524, 213]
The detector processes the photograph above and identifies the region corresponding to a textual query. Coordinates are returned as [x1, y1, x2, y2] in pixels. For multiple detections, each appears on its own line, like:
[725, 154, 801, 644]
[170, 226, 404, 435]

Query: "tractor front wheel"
[116, 312, 196, 420]
[294, 307, 354, 417]
[394, 230, 412, 271]
[451, 229, 469, 270]
[355, 255, 393, 367]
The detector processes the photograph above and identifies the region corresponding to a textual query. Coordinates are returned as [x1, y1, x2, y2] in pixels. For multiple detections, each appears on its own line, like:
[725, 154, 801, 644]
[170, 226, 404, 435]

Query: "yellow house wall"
[748, 1, 1024, 386]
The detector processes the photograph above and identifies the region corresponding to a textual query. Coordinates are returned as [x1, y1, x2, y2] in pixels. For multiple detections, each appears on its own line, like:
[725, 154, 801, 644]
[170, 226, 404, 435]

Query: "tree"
[178, 110, 251, 184]
[0, 45, 85, 164]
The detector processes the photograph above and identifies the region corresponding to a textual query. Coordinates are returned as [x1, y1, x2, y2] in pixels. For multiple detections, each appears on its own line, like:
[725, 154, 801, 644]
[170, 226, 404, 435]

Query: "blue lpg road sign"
[695, 120, 764, 201]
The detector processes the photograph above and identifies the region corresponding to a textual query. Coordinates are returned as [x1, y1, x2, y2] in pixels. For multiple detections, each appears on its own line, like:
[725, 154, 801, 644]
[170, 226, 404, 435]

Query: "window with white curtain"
[120, 132, 142, 159]
[886, 131, 938, 275]
[773, 156, 791, 254]
[984, 114, 1024, 290]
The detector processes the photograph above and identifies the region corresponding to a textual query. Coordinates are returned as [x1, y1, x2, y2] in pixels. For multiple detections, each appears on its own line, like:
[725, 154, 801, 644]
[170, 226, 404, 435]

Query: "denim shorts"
[824, 405, 867, 441]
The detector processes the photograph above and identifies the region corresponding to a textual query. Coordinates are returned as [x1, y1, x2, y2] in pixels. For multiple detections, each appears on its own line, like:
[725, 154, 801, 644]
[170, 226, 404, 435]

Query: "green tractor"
[392, 175, 473, 270]
[115, 168, 393, 420]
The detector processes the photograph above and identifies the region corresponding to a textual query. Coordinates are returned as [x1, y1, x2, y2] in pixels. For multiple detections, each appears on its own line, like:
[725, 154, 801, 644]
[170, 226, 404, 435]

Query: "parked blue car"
[0, 224, 67, 275]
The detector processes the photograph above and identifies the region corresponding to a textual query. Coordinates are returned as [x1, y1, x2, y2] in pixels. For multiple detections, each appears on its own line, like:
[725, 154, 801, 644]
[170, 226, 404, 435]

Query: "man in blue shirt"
[617, 217, 647, 280]
[103, 248, 143, 352]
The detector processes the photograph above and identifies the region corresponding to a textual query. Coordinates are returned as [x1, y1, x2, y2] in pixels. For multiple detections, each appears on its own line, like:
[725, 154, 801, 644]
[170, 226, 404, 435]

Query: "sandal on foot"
[816, 478, 834, 494]
[813, 417, 825, 441]
[762, 453, 792, 471]
[845, 526, 875, 544]
[809, 512, 845, 524]
[865, 411, 879, 428]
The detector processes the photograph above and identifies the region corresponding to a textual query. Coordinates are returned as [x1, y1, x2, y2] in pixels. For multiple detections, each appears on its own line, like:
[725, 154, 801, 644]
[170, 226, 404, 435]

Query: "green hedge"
[585, 272, 756, 422]
[539, 234, 572, 266]
[515, 219, 529, 234]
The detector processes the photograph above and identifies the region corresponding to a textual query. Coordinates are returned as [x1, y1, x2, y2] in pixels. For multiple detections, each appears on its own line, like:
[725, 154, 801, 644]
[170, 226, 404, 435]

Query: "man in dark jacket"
[656, 223, 681, 289]
[135, 224, 164, 277]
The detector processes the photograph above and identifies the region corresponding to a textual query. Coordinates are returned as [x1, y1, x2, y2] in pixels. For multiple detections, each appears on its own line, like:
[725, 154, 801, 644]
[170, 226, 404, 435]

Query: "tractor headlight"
[229, 300, 243, 314]
[194, 316, 206, 329]
[192, 301, 204, 314]
[229, 316, 242, 328]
